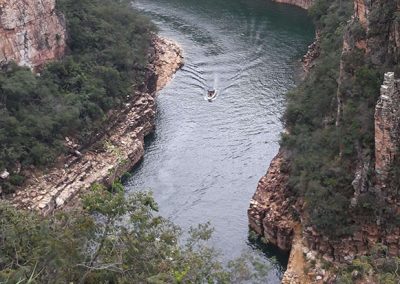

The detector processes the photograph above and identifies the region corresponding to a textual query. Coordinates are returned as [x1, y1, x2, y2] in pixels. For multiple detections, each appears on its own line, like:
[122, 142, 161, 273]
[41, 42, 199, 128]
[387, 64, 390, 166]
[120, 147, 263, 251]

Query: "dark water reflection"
[126, 0, 313, 281]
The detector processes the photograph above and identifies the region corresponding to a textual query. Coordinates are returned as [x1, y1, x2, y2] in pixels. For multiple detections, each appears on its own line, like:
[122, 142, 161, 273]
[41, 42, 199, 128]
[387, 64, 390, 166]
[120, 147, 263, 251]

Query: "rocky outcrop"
[301, 32, 320, 74]
[354, 0, 369, 28]
[375, 72, 400, 189]
[0, 0, 66, 69]
[272, 0, 313, 10]
[152, 37, 184, 91]
[248, 151, 295, 251]
[10, 37, 183, 214]
[281, 225, 308, 284]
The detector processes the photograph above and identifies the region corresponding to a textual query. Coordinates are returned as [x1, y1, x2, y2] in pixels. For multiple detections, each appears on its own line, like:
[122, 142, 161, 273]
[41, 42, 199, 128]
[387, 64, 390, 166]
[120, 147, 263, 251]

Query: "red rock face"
[0, 0, 66, 69]
[354, 0, 369, 28]
[248, 151, 295, 251]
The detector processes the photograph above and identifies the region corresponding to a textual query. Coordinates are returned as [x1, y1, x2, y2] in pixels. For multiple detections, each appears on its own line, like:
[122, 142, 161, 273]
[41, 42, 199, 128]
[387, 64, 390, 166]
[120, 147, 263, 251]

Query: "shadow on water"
[248, 229, 290, 277]
[128, 132, 158, 174]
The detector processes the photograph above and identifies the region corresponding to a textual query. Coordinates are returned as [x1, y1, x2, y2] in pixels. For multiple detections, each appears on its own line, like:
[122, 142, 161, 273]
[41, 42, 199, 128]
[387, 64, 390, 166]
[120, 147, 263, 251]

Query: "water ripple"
[129, 0, 314, 282]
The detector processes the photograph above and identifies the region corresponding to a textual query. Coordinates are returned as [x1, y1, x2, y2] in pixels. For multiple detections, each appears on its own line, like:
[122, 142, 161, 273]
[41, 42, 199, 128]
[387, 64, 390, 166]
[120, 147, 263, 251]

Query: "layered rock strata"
[0, 0, 66, 69]
[249, 151, 315, 283]
[10, 37, 183, 214]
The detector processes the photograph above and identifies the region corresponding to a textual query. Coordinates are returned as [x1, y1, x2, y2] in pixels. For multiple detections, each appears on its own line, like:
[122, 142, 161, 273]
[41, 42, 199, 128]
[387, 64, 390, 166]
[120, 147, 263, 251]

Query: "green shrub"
[8, 174, 25, 186]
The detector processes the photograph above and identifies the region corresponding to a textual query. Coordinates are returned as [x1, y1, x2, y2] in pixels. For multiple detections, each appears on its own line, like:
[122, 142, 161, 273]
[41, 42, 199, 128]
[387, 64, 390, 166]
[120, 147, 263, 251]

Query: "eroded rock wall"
[0, 0, 66, 69]
[354, 0, 370, 28]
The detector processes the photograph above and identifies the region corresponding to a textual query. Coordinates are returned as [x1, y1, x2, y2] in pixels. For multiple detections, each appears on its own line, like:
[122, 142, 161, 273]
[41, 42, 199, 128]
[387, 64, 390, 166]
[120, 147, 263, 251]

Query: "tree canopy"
[0, 183, 270, 283]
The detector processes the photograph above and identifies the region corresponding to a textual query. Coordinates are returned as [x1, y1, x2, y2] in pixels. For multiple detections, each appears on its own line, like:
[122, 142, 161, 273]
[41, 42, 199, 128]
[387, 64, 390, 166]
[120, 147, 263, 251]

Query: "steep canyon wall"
[249, 0, 400, 282]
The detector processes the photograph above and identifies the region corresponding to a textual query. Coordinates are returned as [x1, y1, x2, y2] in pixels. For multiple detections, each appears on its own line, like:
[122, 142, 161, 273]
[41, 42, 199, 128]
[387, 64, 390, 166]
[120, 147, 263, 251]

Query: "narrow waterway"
[127, 0, 314, 281]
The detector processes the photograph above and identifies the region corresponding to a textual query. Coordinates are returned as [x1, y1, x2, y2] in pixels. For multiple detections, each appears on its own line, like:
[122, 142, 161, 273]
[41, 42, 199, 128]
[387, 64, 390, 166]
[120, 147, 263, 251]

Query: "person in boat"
[208, 90, 215, 98]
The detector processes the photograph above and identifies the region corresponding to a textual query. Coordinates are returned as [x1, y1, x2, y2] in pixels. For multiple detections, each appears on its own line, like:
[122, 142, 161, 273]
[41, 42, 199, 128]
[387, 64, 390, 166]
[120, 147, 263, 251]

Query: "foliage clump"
[337, 245, 400, 284]
[0, 183, 269, 283]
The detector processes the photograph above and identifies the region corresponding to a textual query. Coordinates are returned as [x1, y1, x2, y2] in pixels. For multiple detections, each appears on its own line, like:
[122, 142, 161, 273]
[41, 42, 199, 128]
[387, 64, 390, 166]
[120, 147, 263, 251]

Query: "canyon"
[4, 0, 399, 282]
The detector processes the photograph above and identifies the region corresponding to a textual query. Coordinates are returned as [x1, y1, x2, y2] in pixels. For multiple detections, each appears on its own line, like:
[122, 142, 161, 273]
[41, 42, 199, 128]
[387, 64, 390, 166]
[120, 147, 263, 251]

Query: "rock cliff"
[375, 72, 400, 189]
[10, 37, 183, 213]
[248, 151, 295, 251]
[250, 0, 400, 283]
[313, 0, 400, 263]
[0, 0, 66, 69]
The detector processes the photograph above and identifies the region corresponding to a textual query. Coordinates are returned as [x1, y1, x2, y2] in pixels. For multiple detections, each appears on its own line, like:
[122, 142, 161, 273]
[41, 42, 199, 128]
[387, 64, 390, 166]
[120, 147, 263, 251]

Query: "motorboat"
[205, 89, 218, 102]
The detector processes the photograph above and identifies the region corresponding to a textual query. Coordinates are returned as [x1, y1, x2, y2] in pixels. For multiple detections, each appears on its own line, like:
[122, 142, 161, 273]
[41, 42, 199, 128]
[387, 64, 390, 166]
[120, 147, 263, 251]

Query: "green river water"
[127, 0, 314, 281]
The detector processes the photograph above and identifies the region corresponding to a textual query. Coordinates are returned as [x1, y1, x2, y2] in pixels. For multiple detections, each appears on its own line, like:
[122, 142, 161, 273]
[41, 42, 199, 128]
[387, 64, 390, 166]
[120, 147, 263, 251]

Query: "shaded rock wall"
[0, 0, 66, 69]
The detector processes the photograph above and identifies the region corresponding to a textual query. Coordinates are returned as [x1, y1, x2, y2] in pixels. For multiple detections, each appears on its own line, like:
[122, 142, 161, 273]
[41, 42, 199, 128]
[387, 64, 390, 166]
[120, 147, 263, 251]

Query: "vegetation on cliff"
[282, 0, 399, 238]
[338, 245, 400, 284]
[0, 0, 155, 193]
[282, 0, 358, 237]
[0, 183, 269, 283]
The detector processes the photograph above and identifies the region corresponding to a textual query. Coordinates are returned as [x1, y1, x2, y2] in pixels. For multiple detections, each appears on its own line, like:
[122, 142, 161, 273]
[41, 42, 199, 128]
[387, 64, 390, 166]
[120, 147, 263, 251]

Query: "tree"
[0, 183, 270, 283]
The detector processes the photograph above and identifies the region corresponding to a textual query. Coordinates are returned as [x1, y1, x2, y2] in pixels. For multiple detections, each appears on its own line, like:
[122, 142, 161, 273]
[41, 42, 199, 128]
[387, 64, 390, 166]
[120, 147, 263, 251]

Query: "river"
[126, 0, 314, 281]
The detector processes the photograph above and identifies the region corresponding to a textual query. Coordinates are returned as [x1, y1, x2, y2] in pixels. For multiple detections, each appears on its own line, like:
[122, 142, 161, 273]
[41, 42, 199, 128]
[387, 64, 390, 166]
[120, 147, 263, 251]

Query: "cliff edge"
[9, 37, 183, 214]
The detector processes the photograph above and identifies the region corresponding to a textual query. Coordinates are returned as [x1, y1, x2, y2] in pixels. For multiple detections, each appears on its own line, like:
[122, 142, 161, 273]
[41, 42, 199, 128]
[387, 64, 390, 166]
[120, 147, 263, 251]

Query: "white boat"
[205, 89, 218, 102]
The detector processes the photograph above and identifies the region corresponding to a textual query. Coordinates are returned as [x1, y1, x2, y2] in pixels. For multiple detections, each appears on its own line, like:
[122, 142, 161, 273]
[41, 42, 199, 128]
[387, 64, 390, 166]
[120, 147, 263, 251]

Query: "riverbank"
[8, 36, 183, 214]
